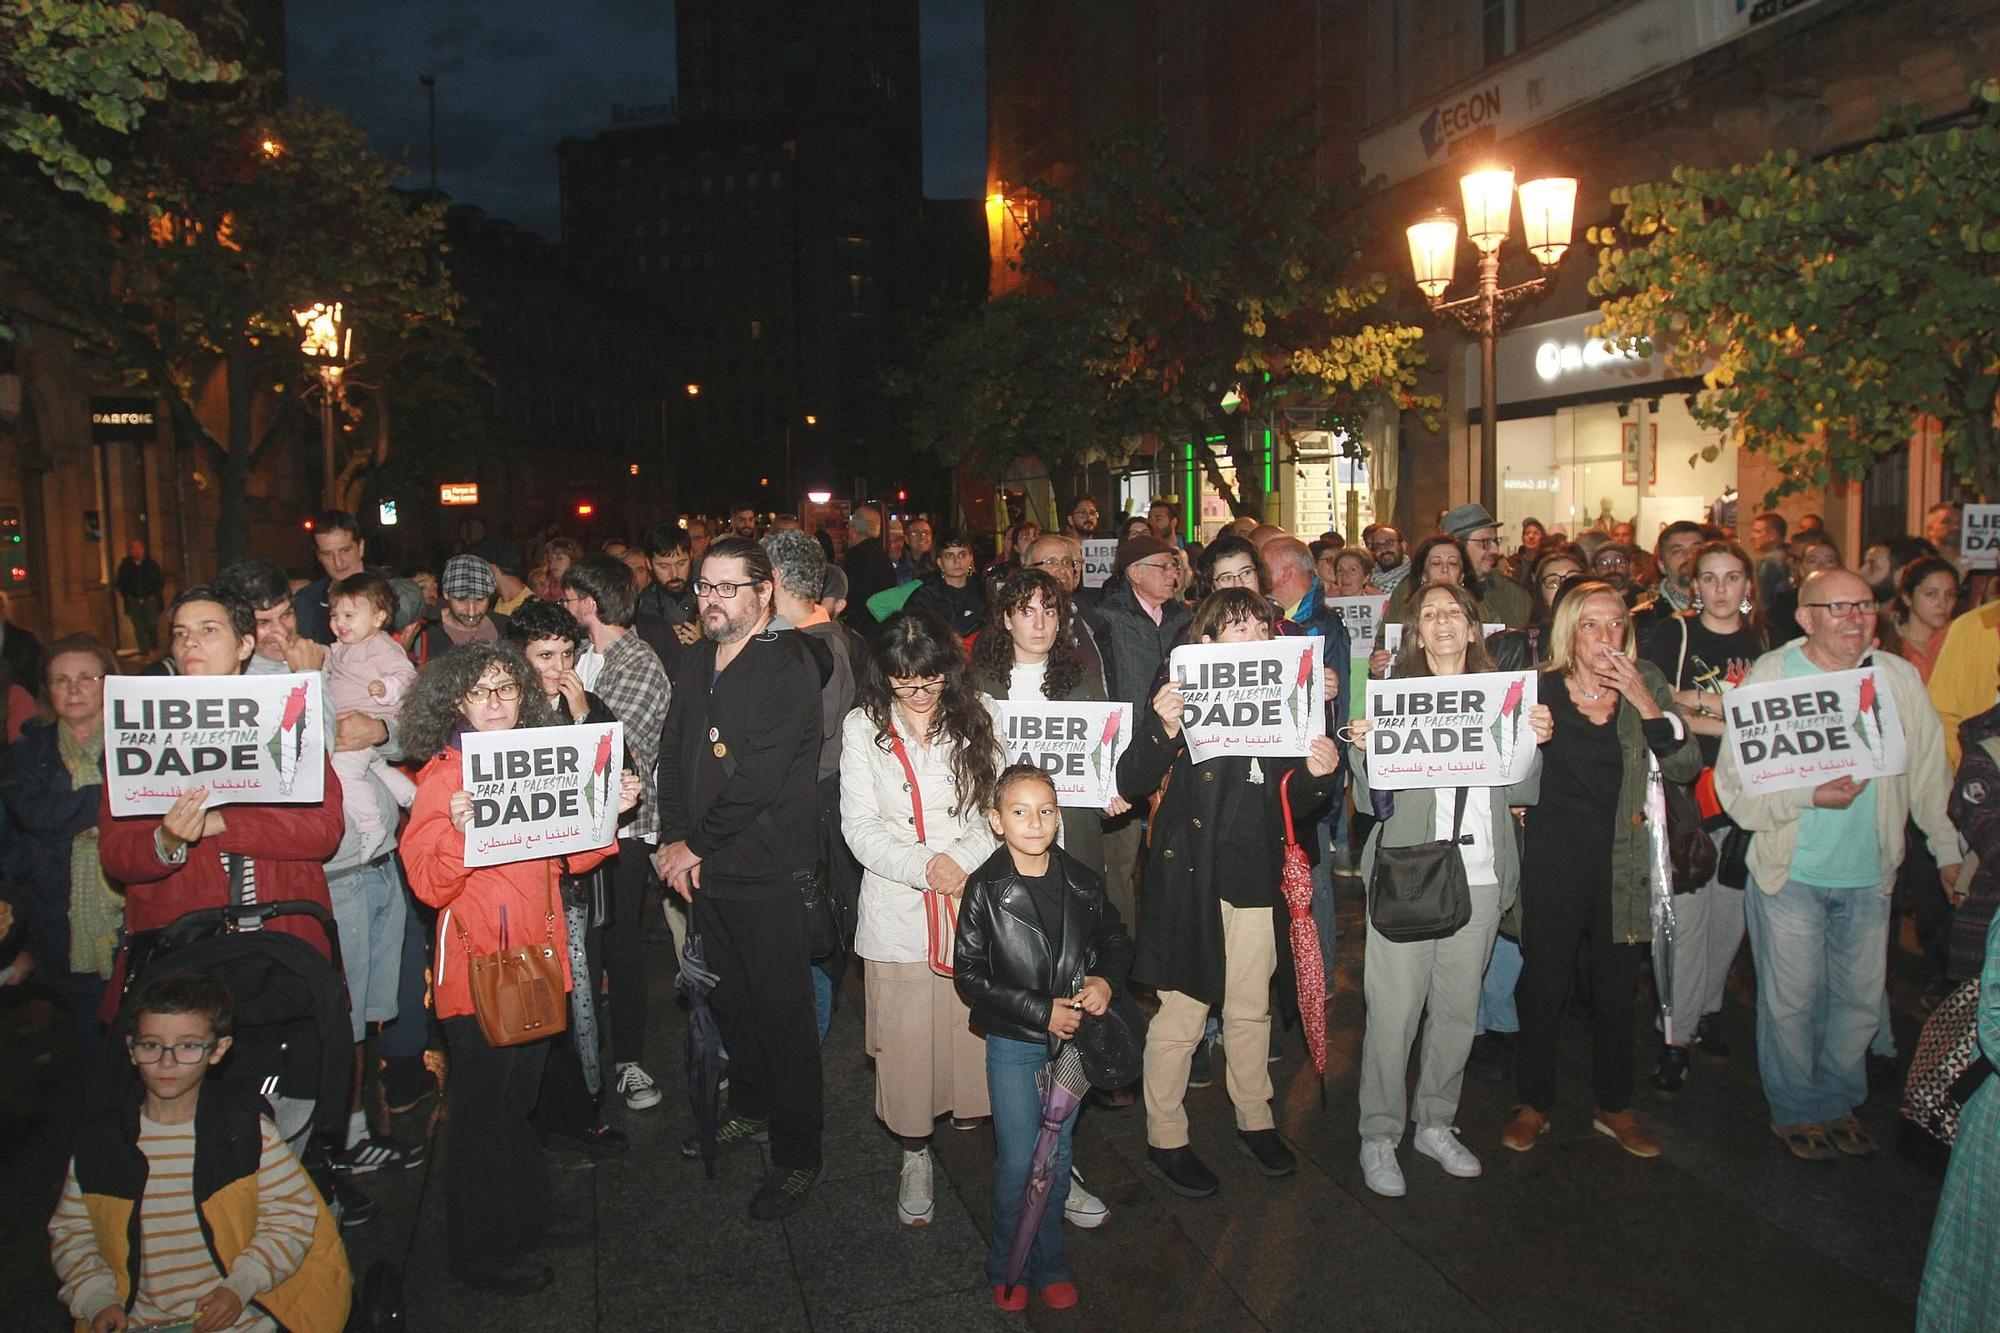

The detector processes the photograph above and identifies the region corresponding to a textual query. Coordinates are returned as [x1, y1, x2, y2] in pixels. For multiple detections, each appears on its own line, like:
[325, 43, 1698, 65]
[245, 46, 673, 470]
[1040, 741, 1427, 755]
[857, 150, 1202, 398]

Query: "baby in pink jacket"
[326, 576, 416, 844]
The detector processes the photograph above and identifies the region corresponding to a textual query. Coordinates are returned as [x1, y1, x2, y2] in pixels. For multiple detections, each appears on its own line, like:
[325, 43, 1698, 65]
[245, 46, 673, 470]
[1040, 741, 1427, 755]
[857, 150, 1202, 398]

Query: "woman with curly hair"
[839, 609, 1006, 1227]
[971, 570, 1126, 878]
[400, 643, 640, 1296]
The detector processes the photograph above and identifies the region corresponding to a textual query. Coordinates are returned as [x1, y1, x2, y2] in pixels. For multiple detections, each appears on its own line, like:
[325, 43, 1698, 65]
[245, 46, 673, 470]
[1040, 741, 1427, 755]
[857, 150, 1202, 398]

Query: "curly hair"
[970, 570, 1083, 701]
[1390, 581, 1496, 678]
[400, 642, 556, 759]
[857, 609, 1000, 815]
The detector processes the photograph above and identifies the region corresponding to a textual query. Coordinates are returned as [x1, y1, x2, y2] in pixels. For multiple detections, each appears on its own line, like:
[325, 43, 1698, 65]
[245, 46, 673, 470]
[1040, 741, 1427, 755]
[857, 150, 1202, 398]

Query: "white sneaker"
[613, 1062, 662, 1111]
[1062, 1167, 1110, 1228]
[898, 1148, 935, 1226]
[1413, 1124, 1482, 1178]
[1359, 1137, 1406, 1197]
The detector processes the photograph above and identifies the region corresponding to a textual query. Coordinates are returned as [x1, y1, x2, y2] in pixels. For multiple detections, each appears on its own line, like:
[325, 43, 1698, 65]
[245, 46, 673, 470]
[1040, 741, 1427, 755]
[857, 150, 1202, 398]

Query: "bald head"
[1795, 567, 1875, 671]
[1264, 536, 1314, 605]
[1247, 523, 1287, 549]
[1027, 533, 1083, 593]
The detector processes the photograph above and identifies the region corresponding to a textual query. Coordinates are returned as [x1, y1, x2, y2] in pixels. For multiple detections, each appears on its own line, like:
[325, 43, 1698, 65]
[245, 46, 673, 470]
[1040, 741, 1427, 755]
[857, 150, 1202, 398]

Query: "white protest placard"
[1722, 667, 1906, 795]
[461, 721, 624, 868]
[1364, 670, 1538, 790]
[1380, 621, 1506, 655]
[1168, 639, 1324, 763]
[106, 673, 325, 815]
[996, 700, 1134, 807]
[1326, 595, 1389, 653]
[1960, 504, 2000, 571]
[1081, 539, 1118, 588]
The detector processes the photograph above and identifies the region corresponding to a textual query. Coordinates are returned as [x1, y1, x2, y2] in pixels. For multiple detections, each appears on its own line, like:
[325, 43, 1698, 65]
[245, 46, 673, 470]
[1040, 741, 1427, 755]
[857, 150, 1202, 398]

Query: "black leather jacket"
[953, 845, 1134, 1047]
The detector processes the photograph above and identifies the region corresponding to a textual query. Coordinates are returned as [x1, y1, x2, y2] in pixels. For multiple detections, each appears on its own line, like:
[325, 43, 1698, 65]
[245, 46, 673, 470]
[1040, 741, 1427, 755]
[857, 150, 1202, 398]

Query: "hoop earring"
[1739, 596, 1754, 615]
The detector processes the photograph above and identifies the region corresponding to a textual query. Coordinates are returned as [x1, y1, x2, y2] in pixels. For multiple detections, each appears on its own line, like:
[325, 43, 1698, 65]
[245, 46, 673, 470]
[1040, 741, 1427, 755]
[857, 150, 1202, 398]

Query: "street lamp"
[294, 301, 352, 509]
[1407, 168, 1576, 510]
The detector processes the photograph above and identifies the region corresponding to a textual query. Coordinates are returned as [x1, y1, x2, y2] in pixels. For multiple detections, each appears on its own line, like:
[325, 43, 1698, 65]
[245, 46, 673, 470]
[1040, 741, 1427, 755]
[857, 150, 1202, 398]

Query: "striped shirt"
[49, 1115, 317, 1330]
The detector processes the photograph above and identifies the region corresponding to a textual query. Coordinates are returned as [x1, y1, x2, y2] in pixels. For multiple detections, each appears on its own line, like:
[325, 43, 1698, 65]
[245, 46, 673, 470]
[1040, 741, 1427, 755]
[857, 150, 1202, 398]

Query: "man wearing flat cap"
[1441, 503, 1531, 630]
[413, 553, 513, 662]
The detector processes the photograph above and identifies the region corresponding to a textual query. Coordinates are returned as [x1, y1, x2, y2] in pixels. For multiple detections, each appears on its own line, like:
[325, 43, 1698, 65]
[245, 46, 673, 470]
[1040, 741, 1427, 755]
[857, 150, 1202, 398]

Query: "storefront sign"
[1722, 668, 1906, 795]
[462, 721, 624, 867]
[1363, 671, 1538, 790]
[1168, 640, 1324, 763]
[1081, 539, 1118, 588]
[105, 674, 325, 815]
[89, 396, 158, 443]
[439, 482, 479, 506]
[1960, 504, 2000, 570]
[996, 700, 1133, 808]
[1484, 311, 1672, 408]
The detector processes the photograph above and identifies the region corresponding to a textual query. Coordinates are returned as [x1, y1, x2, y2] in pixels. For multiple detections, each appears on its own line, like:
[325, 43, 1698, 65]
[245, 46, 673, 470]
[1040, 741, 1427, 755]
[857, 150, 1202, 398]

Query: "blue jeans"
[1744, 874, 1891, 1126]
[811, 964, 833, 1045]
[1475, 935, 1523, 1035]
[379, 863, 432, 1063]
[985, 1035, 1076, 1289]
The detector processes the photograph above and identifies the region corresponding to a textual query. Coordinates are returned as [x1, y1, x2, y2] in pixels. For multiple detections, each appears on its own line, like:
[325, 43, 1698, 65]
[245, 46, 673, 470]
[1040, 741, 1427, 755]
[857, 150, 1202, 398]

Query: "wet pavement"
[0, 880, 1942, 1330]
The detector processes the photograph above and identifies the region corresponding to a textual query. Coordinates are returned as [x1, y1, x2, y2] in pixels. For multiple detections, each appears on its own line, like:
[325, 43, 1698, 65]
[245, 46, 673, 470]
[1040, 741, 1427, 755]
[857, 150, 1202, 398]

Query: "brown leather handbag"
[454, 865, 568, 1047]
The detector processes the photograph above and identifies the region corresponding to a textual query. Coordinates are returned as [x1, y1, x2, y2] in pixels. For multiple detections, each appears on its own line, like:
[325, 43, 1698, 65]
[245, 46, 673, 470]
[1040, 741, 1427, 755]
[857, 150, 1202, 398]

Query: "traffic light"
[0, 508, 24, 588]
[896, 488, 908, 503]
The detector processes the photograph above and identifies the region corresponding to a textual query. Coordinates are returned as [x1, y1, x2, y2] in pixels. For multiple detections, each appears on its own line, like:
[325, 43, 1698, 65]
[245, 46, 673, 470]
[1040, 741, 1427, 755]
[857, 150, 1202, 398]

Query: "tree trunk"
[216, 344, 254, 567]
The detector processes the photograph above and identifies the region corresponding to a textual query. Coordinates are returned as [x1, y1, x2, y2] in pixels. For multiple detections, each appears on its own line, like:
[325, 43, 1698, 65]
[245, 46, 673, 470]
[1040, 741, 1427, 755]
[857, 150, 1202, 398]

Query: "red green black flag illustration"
[266, 683, 310, 794]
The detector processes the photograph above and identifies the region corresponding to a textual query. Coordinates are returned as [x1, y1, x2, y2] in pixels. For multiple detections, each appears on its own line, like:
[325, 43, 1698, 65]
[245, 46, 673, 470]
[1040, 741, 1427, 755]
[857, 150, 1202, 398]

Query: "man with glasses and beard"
[1442, 504, 1532, 630]
[638, 521, 699, 675]
[1364, 525, 1410, 596]
[655, 537, 824, 1220]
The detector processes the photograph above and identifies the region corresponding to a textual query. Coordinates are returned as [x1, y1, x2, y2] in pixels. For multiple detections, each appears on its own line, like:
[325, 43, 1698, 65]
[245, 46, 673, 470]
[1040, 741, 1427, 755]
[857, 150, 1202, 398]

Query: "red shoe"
[1038, 1281, 1080, 1310]
[992, 1284, 1027, 1312]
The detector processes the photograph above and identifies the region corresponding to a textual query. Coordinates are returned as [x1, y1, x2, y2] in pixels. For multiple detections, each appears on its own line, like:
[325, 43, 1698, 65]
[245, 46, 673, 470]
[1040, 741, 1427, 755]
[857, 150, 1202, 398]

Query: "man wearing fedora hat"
[1441, 503, 1531, 631]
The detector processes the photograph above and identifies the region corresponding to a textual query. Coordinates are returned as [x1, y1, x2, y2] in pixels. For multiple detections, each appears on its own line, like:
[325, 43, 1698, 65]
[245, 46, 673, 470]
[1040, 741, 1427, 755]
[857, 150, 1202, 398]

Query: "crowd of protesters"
[2, 489, 1997, 1326]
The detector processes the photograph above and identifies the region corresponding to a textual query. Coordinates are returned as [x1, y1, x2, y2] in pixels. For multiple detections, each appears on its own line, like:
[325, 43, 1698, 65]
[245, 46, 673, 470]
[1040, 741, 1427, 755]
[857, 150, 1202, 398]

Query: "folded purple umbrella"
[1004, 1041, 1091, 1290]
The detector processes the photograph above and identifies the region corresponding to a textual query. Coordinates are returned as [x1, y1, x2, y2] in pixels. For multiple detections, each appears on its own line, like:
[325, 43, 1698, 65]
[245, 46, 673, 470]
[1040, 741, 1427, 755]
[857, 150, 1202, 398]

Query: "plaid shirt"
[593, 628, 672, 842]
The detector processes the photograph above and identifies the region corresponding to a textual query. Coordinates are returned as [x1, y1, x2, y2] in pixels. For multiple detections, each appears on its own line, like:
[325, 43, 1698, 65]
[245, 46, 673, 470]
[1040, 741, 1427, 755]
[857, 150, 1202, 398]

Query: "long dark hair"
[1894, 555, 1959, 627]
[858, 609, 1000, 815]
[1391, 581, 1496, 678]
[1689, 540, 1768, 648]
[401, 642, 556, 759]
[1407, 534, 1474, 596]
[970, 570, 1084, 701]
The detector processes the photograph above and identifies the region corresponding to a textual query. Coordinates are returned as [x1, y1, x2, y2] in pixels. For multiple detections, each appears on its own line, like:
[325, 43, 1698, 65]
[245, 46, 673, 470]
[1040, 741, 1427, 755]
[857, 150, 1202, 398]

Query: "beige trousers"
[1144, 903, 1277, 1148]
[863, 959, 990, 1137]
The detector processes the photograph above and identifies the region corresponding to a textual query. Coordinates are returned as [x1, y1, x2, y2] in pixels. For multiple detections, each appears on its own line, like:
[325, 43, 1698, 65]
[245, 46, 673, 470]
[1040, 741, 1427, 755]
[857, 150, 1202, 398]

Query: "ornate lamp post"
[294, 301, 352, 509]
[1407, 169, 1576, 510]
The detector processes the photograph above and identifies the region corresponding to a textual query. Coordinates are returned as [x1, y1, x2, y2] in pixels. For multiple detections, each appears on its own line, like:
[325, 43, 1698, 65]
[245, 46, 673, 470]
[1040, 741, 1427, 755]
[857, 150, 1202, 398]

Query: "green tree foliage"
[1592, 79, 2000, 500]
[898, 129, 1437, 515]
[0, 0, 238, 212]
[2, 75, 463, 561]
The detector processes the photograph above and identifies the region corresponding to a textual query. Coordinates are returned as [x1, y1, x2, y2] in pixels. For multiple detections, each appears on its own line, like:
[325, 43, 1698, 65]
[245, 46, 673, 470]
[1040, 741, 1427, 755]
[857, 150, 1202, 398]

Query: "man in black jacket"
[838, 502, 897, 630]
[114, 539, 165, 658]
[655, 536, 824, 1221]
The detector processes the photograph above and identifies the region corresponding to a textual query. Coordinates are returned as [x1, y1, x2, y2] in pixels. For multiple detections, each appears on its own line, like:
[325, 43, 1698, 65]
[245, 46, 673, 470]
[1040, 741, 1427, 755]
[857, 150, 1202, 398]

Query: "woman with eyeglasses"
[401, 642, 641, 1295]
[0, 634, 122, 1063]
[840, 609, 1006, 1227]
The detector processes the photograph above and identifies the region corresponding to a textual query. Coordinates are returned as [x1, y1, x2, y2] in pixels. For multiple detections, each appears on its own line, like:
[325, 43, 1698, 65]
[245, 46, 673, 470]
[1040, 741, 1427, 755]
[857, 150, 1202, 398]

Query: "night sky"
[285, 0, 986, 239]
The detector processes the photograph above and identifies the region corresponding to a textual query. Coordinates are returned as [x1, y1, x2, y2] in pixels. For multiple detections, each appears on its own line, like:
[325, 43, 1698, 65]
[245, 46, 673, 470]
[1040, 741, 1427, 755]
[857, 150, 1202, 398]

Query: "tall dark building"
[558, 0, 922, 511]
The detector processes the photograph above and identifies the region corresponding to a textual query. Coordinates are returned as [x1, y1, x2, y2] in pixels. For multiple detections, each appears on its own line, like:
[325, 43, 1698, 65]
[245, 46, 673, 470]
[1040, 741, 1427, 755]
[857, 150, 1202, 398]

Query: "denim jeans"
[812, 963, 834, 1045]
[1744, 874, 1891, 1126]
[1474, 935, 1523, 1036]
[985, 1035, 1076, 1289]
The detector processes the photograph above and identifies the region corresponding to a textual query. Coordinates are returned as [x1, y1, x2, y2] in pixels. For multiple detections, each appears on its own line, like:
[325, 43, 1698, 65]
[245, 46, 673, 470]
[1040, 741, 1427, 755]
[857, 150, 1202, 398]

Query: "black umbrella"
[680, 932, 727, 1178]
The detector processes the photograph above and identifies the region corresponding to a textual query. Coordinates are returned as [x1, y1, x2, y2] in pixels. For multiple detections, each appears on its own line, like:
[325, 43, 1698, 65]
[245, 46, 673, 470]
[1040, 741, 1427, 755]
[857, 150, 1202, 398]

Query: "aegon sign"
[1418, 86, 1501, 159]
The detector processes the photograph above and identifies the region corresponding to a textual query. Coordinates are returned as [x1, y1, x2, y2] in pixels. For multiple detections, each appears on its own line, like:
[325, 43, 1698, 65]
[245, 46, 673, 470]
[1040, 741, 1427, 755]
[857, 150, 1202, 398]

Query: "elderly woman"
[1346, 585, 1550, 1196]
[400, 643, 639, 1296]
[1500, 581, 1699, 1160]
[841, 610, 1004, 1227]
[0, 634, 120, 1062]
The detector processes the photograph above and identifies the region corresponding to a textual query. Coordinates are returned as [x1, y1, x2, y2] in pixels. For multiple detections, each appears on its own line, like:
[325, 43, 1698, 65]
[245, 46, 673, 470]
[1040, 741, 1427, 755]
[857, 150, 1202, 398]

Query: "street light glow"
[1518, 176, 1578, 267]
[294, 302, 350, 361]
[1406, 214, 1459, 299]
[1459, 167, 1516, 254]
[685, 383, 702, 397]
[806, 490, 833, 505]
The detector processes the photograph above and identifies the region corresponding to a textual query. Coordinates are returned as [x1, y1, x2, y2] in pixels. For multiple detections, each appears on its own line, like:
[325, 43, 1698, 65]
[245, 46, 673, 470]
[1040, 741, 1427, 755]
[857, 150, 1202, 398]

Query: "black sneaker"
[1236, 1129, 1296, 1178]
[1187, 1037, 1217, 1090]
[681, 1114, 770, 1159]
[332, 1136, 427, 1174]
[748, 1164, 821, 1221]
[553, 1121, 629, 1159]
[332, 1176, 378, 1229]
[1694, 1014, 1731, 1059]
[1650, 1045, 1691, 1096]
[1146, 1145, 1219, 1198]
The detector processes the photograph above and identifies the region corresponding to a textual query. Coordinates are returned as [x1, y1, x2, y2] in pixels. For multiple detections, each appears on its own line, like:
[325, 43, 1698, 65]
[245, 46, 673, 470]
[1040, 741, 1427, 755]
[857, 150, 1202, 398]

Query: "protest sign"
[1721, 666, 1906, 795]
[461, 721, 625, 868]
[1326, 595, 1389, 653]
[996, 700, 1134, 807]
[1961, 504, 2000, 571]
[1167, 639, 1323, 763]
[1363, 670, 1538, 790]
[105, 674, 325, 816]
[1081, 538, 1118, 588]
[1380, 621, 1506, 656]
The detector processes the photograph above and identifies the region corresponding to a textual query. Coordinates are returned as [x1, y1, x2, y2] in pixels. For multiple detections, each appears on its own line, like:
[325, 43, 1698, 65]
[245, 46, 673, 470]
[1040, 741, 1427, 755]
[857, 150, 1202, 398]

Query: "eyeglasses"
[50, 673, 105, 691]
[889, 679, 947, 699]
[1467, 536, 1503, 548]
[558, 594, 587, 607]
[1594, 556, 1631, 570]
[1129, 560, 1178, 576]
[1802, 600, 1877, 619]
[1538, 574, 1576, 590]
[693, 578, 767, 599]
[1031, 557, 1083, 570]
[1212, 568, 1260, 587]
[129, 1038, 217, 1065]
[463, 681, 523, 705]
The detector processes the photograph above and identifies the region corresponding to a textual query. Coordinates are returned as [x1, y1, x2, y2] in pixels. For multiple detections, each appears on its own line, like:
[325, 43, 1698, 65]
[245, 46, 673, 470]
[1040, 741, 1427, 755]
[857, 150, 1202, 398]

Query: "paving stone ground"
[0, 880, 1944, 1331]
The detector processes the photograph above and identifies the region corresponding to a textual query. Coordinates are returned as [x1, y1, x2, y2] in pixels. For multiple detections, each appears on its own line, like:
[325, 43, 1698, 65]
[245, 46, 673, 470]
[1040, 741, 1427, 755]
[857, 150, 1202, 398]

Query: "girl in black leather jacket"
[953, 765, 1133, 1310]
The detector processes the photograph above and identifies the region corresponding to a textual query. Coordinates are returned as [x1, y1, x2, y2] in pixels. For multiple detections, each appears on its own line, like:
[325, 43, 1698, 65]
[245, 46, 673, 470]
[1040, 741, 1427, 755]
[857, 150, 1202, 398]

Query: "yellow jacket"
[1928, 599, 2000, 771]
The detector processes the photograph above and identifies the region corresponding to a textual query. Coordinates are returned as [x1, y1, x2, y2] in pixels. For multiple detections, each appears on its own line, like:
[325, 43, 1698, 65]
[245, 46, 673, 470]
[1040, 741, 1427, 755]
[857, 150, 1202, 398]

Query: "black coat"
[1115, 710, 1333, 1007]
[953, 845, 1133, 1046]
[1090, 580, 1190, 709]
[840, 537, 899, 630]
[0, 721, 95, 976]
[904, 575, 987, 641]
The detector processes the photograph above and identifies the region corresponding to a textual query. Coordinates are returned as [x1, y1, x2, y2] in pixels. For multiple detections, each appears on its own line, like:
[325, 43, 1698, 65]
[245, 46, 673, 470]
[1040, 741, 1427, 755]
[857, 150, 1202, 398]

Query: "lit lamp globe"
[1406, 214, 1459, 300]
[1517, 176, 1578, 267]
[1458, 167, 1516, 254]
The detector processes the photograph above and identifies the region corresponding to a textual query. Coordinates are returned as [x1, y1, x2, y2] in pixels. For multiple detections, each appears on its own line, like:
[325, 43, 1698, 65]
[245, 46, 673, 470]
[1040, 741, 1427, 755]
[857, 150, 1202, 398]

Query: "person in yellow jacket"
[48, 969, 349, 1333]
[1926, 595, 2000, 772]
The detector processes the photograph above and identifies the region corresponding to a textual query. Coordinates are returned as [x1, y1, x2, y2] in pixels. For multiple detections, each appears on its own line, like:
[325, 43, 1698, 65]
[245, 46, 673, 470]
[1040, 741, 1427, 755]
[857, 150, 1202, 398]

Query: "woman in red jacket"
[399, 642, 638, 1296]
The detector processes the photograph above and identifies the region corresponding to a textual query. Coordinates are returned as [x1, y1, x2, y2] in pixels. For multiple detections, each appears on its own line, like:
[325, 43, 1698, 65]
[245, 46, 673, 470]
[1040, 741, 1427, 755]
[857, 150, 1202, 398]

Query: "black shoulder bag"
[1367, 787, 1472, 943]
